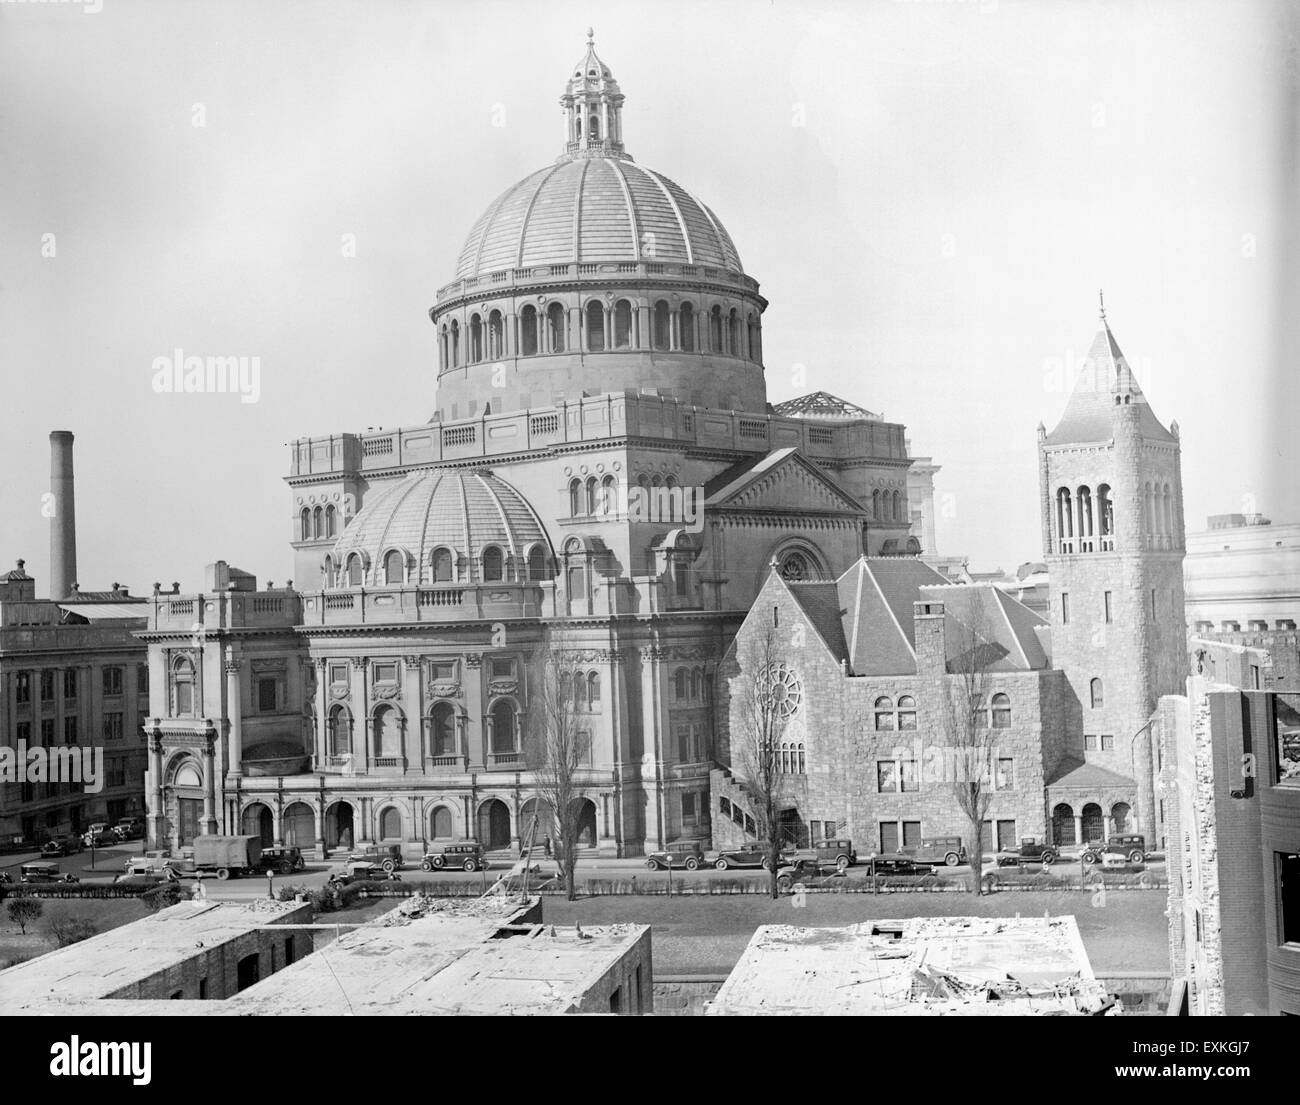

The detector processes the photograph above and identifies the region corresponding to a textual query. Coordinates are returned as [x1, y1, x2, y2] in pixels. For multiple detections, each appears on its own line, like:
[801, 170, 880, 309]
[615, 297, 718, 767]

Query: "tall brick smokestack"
[49, 430, 77, 600]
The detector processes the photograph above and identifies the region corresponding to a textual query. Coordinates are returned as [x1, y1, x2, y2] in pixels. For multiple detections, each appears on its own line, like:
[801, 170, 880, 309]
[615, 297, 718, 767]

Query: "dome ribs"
[605, 157, 642, 261]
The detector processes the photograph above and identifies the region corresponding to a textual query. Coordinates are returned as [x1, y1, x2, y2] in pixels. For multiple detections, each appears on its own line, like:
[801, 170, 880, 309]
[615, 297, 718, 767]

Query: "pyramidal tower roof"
[1043, 297, 1176, 446]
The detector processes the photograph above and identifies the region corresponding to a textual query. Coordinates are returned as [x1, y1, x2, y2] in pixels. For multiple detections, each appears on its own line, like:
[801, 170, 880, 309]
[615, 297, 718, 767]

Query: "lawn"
[541, 890, 1170, 976]
[0, 897, 152, 968]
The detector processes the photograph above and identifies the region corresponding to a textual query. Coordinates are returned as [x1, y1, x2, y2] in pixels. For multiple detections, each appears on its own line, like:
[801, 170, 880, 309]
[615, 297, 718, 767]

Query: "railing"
[371, 757, 405, 769]
[362, 436, 394, 457]
[417, 589, 465, 606]
[325, 594, 355, 610]
[488, 751, 523, 768]
[251, 597, 284, 614]
[426, 754, 467, 772]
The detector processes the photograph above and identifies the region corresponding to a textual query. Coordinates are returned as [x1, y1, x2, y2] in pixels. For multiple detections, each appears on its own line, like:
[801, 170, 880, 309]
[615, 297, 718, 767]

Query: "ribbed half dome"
[331, 469, 551, 584]
[454, 157, 743, 281]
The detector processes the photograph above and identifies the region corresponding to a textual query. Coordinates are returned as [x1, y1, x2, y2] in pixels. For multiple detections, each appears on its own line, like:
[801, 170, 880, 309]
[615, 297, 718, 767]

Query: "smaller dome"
[329, 470, 552, 585]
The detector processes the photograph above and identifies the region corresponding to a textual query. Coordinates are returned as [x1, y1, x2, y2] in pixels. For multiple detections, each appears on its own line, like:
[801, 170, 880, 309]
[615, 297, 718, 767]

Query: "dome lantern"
[561, 29, 628, 161]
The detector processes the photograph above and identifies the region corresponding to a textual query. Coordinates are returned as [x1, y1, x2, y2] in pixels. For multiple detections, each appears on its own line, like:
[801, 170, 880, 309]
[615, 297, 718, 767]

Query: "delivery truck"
[191, 834, 263, 880]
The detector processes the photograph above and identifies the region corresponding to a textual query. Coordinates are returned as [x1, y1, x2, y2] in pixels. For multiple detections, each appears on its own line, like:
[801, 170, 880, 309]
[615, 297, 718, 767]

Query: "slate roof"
[1045, 757, 1136, 789]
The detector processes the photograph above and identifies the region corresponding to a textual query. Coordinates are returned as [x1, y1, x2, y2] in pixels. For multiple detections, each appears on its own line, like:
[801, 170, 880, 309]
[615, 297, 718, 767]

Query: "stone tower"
[1038, 300, 1186, 839]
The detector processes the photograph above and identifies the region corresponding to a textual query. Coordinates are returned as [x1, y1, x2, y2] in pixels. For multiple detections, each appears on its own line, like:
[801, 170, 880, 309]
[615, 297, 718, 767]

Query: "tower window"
[1104, 591, 1113, 623]
[585, 300, 605, 352]
[1061, 592, 1070, 624]
[520, 305, 538, 356]
[1090, 678, 1104, 709]
[614, 299, 633, 349]
[653, 301, 670, 350]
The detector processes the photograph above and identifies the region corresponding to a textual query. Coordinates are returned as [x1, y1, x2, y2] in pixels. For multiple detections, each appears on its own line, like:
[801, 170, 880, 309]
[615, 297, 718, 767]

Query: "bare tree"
[524, 629, 590, 902]
[730, 621, 793, 899]
[939, 603, 1002, 895]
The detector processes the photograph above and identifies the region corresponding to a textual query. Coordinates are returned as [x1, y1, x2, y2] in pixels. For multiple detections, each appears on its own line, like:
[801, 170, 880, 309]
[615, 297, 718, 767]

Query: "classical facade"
[142, 36, 919, 858]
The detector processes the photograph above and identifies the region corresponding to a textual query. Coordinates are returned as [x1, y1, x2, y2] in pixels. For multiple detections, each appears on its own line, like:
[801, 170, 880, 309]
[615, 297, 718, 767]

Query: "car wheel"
[216, 868, 230, 881]
[715, 859, 729, 871]
[760, 858, 771, 871]
[382, 859, 397, 873]
[432, 855, 445, 870]
[1041, 852, 1055, 866]
[1081, 853, 1096, 866]
[684, 857, 700, 871]
[1128, 850, 1144, 864]
[463, 859, 477, 872]
[646, 859, 659, 870]
[421, 860, 433, 872]
[944, 853, 960, 866]
[1138, 872, 1154, 890]
[836, 856, 850, 871]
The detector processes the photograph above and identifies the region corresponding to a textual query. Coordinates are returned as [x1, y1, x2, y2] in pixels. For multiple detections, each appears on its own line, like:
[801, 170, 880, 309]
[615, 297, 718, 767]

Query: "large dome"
[330, 469, 551, 586]
[453, 157, 744, 282]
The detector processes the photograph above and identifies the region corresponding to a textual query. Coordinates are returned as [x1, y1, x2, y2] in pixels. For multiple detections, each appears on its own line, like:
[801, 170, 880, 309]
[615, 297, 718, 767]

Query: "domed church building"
[142, 35, 916, 859]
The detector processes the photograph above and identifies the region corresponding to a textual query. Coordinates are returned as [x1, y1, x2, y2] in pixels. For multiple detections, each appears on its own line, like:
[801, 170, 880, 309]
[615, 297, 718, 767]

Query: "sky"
[1, 0, 1295, 593]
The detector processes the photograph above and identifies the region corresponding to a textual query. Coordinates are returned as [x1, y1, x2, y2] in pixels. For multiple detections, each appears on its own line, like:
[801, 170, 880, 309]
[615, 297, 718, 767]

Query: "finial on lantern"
[1098, 288, 1106, 322]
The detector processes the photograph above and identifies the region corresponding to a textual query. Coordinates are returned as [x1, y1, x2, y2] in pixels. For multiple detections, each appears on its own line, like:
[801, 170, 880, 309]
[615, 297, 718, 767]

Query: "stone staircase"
[710, 766, 760, 851]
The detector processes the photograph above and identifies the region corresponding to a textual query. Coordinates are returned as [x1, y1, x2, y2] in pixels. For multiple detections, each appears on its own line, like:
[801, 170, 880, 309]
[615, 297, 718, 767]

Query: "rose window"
[757, 663, 803, 718]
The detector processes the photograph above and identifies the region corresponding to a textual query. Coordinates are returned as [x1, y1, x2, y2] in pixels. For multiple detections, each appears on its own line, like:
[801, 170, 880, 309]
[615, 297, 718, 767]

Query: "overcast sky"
[1, 0, 1295, 593]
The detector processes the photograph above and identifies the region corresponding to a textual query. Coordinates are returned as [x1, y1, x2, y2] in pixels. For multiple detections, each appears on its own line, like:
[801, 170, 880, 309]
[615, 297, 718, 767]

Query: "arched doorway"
[241, 802, 274, 847]
[1081, 802, 1104, 845]
[1111, 801, 1132, 834]
[1051, 803, 1075, 846]
[477, 799, 511, 850]
[378, 806, 402, 842]
[521, 797, 555, 840]
[570, 797, 597, 849]
[282, 802, 315, 848]
[325, 801, 355, 851]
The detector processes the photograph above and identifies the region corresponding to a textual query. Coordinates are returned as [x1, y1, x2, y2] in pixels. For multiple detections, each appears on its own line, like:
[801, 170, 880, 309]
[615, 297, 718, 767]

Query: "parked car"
[259, 846, 305, 874]
[645, 839, 706, 871]
[421, 841, 485, 872]
[19, 862, 79, 885]
[40, 839, 69, 858]
[1080, 834, 1148, 866]
[995, 838, 1059, 867]
[347, 844, 403, 873]
[776, 863, 848, 893]
[82, 824, 114, 848]
[866, 851, 936, 875]
[329, 861, 402, 886]
[712, 843, 786, 870]
[112, 818, 144, 842]
[113, 872, 176, 888]
[163, 856, 199, 879]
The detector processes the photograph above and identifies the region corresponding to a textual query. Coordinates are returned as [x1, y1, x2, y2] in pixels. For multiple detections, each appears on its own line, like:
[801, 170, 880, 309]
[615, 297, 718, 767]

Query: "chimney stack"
[49, 431, 78, 601]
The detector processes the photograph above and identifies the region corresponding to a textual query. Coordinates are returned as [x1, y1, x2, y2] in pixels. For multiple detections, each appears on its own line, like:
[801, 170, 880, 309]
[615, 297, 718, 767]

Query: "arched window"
[746, 313, 758, 361]
[990, 692, 1011, 728]
[482, 545, 504, 582]
[1144, 482, 1155, 535]
[587, 672, 600, 711]
[1056, 487, 1074, 550]
[897, 695, 916, 730]
[384, 550, 404, 586]
[322, 555, 334, 588]
[653, 300, 670, 350]
[487, 309, 503, 359]
[559, 672, 572, 706]
[569, 478, 582, 517]
[727, 308, 739, 355]
[299, 508, 311, 541]
[589, 114, 600, 140]
[1097, 483, 1113, 548]
[1089, 678, 1104, 709]
[874, 696, 895, 731]
[449, 319, 460, 366]
[601, 474, 617, 514]
[585, 300, 605, 352]
[431, 547, 453, 582]
[372, 705, 400, 758]
[520, 305, 538, 356]
[313, 506, 323, 539]
[431, 806, 453, 839]
[709, 306, 723, 351]
[872, 489, 881, 519]
[379, 807, 401, 841]
[469, 314, 483, 363]
[891, 491, 901, 521]
[679, 303, 695, 351]
[429, 702, 456, 757]
[328, 705, 351, 756]
[347, 554, 363, 587]
[490, 699, 516, 753]
[796, 743, 806, 774]
[585, 476, 598, 516]
[1162, 484, 1173, 538]
[674, 669, 687, 700]
[690, 669, 701, 700]
[439, 324, 448, 369]
[547, 303, 566, 353]
[572, 673, 588, 712]
[527, 544, 547, 581]
[173, 657, 194, 716]
[1077, 485, 1094, 549]
[614, 299, 633, 348]
[325, 504, 337, 538]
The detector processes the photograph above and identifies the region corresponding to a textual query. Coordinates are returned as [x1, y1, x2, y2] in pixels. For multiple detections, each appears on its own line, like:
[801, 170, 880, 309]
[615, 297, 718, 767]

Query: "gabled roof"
[1044, 320, 1175, 446]
[771, 392, 881, 422]
[1046, 758, 1136, 789]
[837, 558, 952, 676]
[918, 583, 1051, 673]
[704, 448, 866, 515]
[785, 582, 850, 665]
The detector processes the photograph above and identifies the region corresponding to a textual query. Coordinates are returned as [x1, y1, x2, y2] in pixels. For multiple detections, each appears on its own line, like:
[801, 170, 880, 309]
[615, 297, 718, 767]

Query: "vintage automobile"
[865, 851, 937, 876]
[1080, 834, 1148, 866]
[421, 841, 485, 872]
[712, 843, 787, 871]
[776, 863, 848, 893]
[113, 872, 177, 888]
[19, 862, 79, 885]
[328, 861, 402, 886]
[645, 839, 707, 871]
[786, 838, 859, 871]
[112, 818, 145, 842]
[995, 838, 1060, 867]
[82, 825, 115, 849]
[40, 839, 70, 858]
[347, 844, 404, 873]
[259, 846, 306, 874]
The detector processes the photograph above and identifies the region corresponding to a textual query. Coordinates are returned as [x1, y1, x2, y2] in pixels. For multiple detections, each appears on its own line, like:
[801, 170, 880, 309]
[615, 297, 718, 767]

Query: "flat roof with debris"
[232, 896, 646, 1015]
[0, 899, 308, 1009]
[706, 915, 1114, 1016]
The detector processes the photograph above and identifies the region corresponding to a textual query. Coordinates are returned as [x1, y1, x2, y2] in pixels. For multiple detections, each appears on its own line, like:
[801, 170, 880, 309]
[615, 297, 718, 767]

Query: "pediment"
[707, 451, 865, 515]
